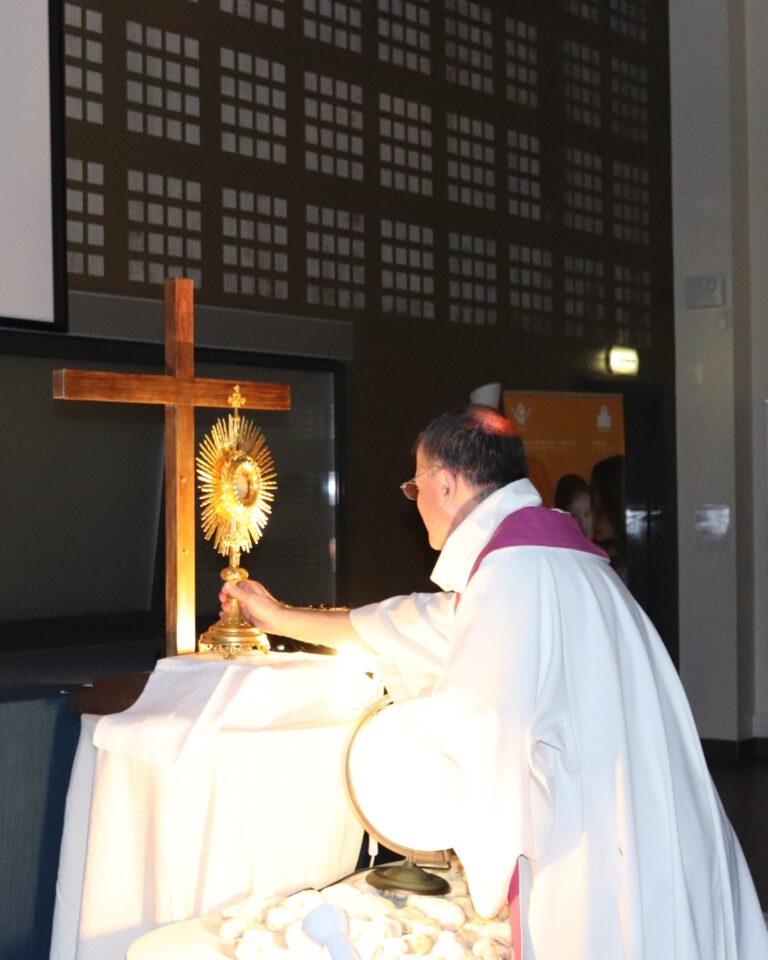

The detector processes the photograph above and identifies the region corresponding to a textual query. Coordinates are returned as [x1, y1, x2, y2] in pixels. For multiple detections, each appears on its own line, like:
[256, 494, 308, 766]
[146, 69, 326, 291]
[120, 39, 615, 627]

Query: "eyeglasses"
[399, 465, 439, 500]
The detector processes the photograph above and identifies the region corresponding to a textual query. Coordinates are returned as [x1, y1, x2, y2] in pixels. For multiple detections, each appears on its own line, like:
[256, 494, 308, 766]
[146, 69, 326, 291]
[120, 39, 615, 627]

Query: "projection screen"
[0, 0, 63, 326]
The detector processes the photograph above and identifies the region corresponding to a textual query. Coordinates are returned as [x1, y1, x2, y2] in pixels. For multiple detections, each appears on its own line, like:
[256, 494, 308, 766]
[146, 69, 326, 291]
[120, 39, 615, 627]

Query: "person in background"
[590, 453, 628, 581]
[553, 472, 593, 539]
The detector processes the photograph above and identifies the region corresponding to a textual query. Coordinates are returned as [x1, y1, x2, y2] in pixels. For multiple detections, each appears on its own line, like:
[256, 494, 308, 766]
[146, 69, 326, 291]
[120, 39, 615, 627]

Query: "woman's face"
[568, 490, 594, 540]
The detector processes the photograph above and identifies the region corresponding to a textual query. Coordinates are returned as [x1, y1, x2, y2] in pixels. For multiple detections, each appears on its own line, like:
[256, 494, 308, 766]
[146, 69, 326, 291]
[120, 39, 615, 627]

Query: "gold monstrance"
[197, 385, 277, 658]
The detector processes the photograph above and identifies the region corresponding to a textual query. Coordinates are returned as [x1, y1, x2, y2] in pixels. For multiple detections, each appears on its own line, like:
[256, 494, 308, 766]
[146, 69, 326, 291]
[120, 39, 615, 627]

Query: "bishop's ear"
[438, 466, 458, 502]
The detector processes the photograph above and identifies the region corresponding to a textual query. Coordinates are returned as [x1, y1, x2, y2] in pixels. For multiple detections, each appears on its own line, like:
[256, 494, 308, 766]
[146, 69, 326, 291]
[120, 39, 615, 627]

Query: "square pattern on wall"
[61, 0, 665, 350]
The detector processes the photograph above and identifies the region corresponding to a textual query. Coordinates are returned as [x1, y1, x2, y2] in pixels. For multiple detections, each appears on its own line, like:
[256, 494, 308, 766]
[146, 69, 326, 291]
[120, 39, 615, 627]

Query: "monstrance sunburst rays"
[197, 414, 276, 556]
[196, 385, 277, 658]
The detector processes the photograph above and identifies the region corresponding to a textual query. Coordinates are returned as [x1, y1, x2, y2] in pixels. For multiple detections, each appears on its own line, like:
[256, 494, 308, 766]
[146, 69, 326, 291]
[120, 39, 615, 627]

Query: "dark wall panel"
[12, 0, 676, 645]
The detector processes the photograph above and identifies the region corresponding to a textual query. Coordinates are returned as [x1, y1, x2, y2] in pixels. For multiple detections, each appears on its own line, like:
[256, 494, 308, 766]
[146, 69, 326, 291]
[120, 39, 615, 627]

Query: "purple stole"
[467, 505, 607, 584]
[457, 506, 607, 960]
[455, 505, 607, 613]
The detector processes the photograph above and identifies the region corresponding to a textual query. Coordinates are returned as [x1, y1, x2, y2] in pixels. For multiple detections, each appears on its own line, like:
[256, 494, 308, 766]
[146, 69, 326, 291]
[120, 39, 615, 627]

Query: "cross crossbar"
[53, 370, 290, 409]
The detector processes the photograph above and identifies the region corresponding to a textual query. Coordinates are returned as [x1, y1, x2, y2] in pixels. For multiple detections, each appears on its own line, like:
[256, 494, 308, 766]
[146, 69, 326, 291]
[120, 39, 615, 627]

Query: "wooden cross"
[53, 278, 291, 657]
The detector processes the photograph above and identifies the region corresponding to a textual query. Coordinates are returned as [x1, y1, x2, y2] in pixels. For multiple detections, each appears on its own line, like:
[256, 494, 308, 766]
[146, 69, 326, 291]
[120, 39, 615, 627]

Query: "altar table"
[49, 652, 380, 960]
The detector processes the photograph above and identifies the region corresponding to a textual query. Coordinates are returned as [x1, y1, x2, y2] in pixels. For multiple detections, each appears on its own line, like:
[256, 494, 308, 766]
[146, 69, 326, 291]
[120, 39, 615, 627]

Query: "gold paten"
[196, 385, 277, 659]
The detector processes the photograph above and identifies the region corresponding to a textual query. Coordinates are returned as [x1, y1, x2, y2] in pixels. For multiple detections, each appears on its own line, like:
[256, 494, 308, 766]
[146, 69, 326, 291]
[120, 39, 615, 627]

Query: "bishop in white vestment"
[223, 404, 768, 959]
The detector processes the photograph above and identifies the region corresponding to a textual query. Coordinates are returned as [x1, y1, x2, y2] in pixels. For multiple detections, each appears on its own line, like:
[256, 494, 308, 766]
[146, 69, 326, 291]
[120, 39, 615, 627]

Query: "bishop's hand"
[219, 580, 361, 651]
[220, 579, 282, 632]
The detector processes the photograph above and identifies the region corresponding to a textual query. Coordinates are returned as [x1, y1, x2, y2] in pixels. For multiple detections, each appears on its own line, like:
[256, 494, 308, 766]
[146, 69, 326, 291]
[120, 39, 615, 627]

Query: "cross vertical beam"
[164, 279, 196, 655]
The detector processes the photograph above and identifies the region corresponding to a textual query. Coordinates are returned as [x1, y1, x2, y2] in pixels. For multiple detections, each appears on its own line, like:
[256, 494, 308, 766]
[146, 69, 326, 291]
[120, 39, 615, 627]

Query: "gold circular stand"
[198, 619, 269, 660]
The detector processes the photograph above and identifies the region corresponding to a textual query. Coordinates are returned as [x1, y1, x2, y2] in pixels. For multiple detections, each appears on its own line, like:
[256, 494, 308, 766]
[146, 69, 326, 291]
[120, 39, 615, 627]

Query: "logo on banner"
[512, 403, 531, 427]
[596, 404, 612, 430]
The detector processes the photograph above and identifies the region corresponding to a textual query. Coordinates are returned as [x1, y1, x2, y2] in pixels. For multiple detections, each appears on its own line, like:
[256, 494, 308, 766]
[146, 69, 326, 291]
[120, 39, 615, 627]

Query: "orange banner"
[503, 392, 625, 510]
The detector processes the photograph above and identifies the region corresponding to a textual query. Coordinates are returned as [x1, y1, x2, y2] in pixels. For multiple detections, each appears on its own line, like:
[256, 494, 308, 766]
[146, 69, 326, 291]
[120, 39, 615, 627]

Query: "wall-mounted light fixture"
[607, 345, 639, 377]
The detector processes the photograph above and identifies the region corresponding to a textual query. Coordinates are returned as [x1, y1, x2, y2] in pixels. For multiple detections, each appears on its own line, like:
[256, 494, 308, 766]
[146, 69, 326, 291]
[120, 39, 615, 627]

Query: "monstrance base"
[198, 617, 270, 660]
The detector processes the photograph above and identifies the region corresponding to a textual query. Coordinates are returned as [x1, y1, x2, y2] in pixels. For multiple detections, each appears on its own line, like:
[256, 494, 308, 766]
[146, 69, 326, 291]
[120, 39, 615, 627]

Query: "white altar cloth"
[126, 916, 222, 960]
[50, 652, 380, 960]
